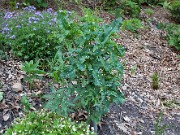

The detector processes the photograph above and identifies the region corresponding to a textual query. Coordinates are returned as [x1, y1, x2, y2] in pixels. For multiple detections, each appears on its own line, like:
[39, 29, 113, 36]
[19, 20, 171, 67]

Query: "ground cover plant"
[168, 0, 180, 23]
[0, 0, 180, 135]
[4, 110, 95, 135]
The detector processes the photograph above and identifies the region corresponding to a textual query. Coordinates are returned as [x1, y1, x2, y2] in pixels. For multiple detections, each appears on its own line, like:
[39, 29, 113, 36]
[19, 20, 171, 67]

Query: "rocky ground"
[0, 3, 179, 135]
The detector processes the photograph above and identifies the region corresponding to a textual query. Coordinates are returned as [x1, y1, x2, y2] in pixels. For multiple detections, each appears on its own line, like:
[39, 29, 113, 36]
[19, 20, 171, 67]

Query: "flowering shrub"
[44, 9, 125, 131]
[4, 110, 95, 135]
[3, 7, 59, 64]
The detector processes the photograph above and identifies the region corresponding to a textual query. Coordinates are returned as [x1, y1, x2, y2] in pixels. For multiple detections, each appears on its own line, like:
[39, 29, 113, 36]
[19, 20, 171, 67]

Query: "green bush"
[132, 0, 166, 5]
[0, 33, 9, 60]
[121, 0, 141, 17]
[169, 0, 180, 23]
[4, 9, 59, 64]
[44, 10, 125, 129]
[157, 23, 180, 51]
[165, 24, 180, 51]
[9, 0, 48, 9]
[121, 18, 143, 32]
[4, 110, 95, 135]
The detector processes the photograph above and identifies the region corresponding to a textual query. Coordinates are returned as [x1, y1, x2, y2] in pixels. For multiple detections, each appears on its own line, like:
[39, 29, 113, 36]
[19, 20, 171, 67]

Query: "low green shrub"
[9, 0, 48, 9]
[44, 9, 125, 131]
[0, 33, 10, 60]
[132, 0, 166, 5]
[169, 0, 180, 23]
[21, 60, 45, 89]
[121, 0, 141, 17]
[4, 9, 59, 64]
[144, 8, 154, 16]
[4, 110, 95, 135]
[121, 18, 143, 32]
[157, 23, 180, 51]
[166, 24, 180, 51]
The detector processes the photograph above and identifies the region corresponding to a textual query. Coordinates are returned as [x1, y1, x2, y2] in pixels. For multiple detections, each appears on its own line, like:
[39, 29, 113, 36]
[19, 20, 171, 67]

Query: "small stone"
[12, 82, 23, 92]
[3, 113, 10, 121]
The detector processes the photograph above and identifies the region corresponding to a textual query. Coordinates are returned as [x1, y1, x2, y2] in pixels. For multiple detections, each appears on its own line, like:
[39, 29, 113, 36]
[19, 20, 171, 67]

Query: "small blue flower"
[47, 8, 53, 13]
[35, 12, 44, 18]
[16, 25, 21, 28]
[52, 18, 57, 23]
[10, 35, 16, 39]
[4, 12, 14, 19]
[23, 6, 36, 12]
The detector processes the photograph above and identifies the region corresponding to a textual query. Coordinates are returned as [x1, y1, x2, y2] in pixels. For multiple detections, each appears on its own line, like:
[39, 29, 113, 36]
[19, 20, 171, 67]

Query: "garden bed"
[0, 1, 180, 135]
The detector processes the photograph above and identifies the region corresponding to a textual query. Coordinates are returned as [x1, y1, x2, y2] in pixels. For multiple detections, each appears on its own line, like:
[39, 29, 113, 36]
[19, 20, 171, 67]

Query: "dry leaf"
[123, 116, 131, 122]
[115, 122, 129, 134]
[12, 82, 23, 92]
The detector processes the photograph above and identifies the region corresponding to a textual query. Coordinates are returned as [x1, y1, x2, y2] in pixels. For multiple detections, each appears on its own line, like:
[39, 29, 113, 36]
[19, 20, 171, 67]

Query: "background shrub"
[4, 110, 95, 135]
[4, 8, 59, 65]
[169, 0, 180, 23]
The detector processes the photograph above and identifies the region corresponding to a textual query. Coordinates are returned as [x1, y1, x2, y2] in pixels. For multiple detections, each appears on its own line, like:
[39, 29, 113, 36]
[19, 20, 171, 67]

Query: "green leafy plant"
[157, 23, 180, 51]
[133, 0, 166, 5]
[4, 110, 95, 135]
[154, 112, 168, 135]
[152, 72, 159, 89]
[160, 0, 171, 9]
[0, 33, 9, 60]
[21, 0, 48, 9]
[21, 60, 45, 89]
[121, 18, 143, 32]
[169, 0, 180, 23]
[130, 65, 137, 76]
[44, 10, 125, 132]
[5, 10, 59, 64]
[121, 0, 141, 17]
[144, 8, 154, 16]
[21, 95, 32, 111]
[163, 99, 180, 109]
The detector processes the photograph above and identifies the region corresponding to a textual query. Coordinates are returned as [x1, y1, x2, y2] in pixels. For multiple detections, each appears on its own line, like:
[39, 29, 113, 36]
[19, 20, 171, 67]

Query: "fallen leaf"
[115, 122, 129, 134]
[123, 116, 131, 122]
[12, 82, 23, 92]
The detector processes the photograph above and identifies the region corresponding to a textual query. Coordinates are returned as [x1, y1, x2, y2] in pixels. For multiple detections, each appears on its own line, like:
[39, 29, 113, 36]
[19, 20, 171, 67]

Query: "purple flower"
[2, 27, 10, 31]
[28, 17, 40, 23]
[16, 2, 20, 9]
[16, 25, 21, 28]
[52, 18, 57, 23]
[47, 8, 53, 13]
[35, 12, 44, 18]
[23, 6, 36, 12]
[48, 22, 52, 26]
[4, 12, 14, 19]
[10, 35, 16, 39]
